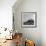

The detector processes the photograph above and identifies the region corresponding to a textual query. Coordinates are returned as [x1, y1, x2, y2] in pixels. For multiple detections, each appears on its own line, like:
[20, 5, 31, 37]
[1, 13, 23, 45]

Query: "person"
[15, 34, 22, 46]
[25, 40, 35, 46]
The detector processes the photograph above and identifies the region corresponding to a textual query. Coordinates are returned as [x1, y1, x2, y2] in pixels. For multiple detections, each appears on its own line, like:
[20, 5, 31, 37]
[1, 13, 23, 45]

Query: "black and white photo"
[21, 12, 37, 28]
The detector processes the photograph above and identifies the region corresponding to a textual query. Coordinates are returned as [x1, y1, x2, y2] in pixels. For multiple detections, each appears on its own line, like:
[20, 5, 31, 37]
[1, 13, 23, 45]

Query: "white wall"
[0, 0, 16, 30]
[13, 0, 46, 46]
[13, 0, 41, 46]
[41, 0, 46, 46]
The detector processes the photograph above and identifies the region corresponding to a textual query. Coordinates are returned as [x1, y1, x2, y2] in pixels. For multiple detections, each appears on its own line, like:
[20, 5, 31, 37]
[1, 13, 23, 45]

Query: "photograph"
[21, 12, 37, 28]
[0, 0, 45, 46]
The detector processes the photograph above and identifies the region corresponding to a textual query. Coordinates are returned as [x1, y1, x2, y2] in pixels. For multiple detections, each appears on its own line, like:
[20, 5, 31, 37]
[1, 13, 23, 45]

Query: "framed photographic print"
[21, 12, 37, 28]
